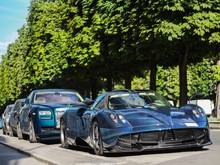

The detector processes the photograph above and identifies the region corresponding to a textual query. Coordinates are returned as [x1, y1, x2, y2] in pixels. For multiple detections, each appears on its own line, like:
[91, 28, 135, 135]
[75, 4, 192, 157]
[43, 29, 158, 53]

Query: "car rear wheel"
[91, 121, 104, 155]
[60, 119, 70, 148]
[29, 120, 38, 143]
[8, 125, 14, 137]
[17, 122, 24, 140]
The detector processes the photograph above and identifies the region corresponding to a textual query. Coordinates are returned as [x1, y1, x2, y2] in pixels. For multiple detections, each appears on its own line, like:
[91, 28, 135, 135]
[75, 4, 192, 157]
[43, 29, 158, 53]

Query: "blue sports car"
[60, 90, 211, 155]
[18, 89, 87, 143]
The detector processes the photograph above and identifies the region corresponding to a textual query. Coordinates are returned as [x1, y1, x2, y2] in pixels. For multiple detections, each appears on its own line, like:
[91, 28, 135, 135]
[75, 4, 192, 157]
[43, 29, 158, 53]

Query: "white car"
[187, 99, 214, 117]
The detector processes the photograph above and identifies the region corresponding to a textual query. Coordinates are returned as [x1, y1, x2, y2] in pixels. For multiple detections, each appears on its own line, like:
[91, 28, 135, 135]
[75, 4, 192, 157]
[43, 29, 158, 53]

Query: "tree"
[145, 0, 220, 105]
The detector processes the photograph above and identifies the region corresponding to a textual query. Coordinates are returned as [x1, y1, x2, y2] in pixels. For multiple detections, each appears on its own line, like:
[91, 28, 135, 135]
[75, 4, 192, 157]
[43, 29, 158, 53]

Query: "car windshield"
[5, 106, 14, 115]
[138, 91, 172, 109]
[108, 93, 146, 110]
[33, 92, 83, 104]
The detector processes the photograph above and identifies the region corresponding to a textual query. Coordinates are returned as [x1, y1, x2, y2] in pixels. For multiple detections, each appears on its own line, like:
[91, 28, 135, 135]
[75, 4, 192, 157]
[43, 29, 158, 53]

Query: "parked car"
[187, 99, 214, 117]
[2, 104, 14, 135]
[8, 99, 25, 137]
[212, 108, 217, 117]
[60, 90, 211, 155]
[18, 89, 86, 143]
[0, 117, 3, 129]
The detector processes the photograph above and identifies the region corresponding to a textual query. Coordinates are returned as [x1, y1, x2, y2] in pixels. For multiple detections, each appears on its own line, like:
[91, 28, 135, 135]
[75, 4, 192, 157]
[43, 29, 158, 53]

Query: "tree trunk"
[216, 82, 220, 119]
[179, 47, 188, 106]
[90, 78, 98, 99]
[106, 75, 113, 91]
[150, 63, 157, 91]
[216, 61, 220, 119]
[125, 75, 132, 89]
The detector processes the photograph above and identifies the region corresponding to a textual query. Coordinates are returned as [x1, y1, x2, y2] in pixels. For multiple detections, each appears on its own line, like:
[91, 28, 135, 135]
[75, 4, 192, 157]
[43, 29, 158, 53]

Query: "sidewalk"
[209, 121, 220, 129]
[0, 130, 213, 165]
[0, 132, 122, 165]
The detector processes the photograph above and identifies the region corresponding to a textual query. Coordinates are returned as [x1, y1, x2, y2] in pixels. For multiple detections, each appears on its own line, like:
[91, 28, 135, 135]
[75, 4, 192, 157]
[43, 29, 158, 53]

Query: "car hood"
[32, 103, 86, 110]
[115, 107, 206, 131]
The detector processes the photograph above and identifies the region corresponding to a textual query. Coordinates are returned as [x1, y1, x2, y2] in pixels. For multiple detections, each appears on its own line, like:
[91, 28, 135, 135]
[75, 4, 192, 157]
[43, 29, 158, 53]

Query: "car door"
[81, 94, 106, 138]
[20, 104, 31, 134]
[10, 102, 19, 130]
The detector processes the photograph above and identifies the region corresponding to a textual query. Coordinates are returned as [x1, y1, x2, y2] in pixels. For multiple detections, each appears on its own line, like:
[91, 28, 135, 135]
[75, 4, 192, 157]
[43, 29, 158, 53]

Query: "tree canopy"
[0, 0, 220, 111]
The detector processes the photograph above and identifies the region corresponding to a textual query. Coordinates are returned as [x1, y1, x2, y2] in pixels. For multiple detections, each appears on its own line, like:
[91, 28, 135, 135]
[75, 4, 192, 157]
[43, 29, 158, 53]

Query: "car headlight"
[118, 115, 127, 124]
[110, 114, 118, 123]
[192, 109, 200, 118]
[39, 110, 52, 120]
[197, 107, 206, 117]
[110, 114, 127, 124]
[192, 107, 205, 118]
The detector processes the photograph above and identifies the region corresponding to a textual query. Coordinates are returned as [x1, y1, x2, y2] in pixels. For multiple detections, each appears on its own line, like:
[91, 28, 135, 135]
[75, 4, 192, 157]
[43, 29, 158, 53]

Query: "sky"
[0, 0, 30, 56]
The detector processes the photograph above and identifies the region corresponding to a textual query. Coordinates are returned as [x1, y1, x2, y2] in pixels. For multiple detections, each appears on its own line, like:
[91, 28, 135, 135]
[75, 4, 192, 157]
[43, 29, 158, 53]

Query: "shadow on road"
[59, 145, 95, 154]
[56, 138, 209, 157]
[104, 147, 209, 157]
[41, 139, 60, 145]
[0, 133, 31, 165]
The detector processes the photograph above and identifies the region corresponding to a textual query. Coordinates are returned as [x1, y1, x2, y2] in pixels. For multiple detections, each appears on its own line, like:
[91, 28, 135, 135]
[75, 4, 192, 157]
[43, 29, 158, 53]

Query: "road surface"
[0, 130, 220, 165]
[0, 143, 47, 165]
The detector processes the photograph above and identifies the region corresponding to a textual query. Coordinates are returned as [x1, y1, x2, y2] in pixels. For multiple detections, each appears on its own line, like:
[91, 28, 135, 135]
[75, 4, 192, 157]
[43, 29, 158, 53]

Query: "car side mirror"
[77, 107, 87, 117]
[83, 98, 94, 106]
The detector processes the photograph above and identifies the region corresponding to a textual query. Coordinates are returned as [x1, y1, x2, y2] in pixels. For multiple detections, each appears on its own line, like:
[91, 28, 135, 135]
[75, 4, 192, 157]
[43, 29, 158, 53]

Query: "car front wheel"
[29, 120, 38, 143]
[60, 119, 70, 148]
[17, 122, 24, 140]
[91, 121, 104, 155]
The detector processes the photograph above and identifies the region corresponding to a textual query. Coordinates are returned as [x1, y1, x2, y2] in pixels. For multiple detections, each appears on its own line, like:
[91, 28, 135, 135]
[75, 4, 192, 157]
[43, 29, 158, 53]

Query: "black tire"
[194, 146, 203, 150]
[91, 121, 104, 155]
[8, 125, 14, 137]
[2, 126, 6, 135]
[60, 119, 70, 148]
[29, 120, 38, 143]
[17, 122, 24, 140]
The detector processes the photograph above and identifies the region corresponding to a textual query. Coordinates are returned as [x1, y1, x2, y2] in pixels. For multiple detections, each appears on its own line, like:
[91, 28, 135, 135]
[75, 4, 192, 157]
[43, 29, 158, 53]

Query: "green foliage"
[188, 59, 216, 98]
[132, 74, 150, 90]
[131, 58, 218, 101]
[0, 0, 220, 111]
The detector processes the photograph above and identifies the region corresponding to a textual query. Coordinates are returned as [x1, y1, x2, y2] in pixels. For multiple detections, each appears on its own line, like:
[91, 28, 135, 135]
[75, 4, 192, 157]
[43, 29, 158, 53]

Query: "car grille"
[55, 109, 65, 128]
[118, 128, 209, 146]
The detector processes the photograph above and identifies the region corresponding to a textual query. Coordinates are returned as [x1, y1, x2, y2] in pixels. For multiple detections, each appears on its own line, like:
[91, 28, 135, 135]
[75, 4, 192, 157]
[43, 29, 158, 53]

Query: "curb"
[209, 122, 220, 129]
[209, 121, 220, 124]
[210, 126, 220, 129]
[0, 140, 57, 165]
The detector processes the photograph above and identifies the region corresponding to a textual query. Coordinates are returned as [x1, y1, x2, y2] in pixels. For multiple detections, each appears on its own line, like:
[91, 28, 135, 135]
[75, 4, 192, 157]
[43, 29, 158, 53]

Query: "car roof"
[107, 90, 136, 96]
[5, 104, 14, 112]
[108, 89, 155, 95]
[7, 104, 14, 108]
[31, 89, 78, 93]
[15, 98, 26, 102]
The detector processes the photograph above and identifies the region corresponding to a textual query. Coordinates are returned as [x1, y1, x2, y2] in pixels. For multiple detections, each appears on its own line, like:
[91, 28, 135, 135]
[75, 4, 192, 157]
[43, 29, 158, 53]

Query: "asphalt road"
[158, 130, 220, 165]
[0, 143, 47, 165]
[0, 130, 220, 165]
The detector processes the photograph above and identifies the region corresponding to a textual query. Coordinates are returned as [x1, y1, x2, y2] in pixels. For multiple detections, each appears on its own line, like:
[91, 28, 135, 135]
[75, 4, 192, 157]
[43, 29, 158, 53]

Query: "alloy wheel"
[29, 120, 37, 143]
[92, 121, 104, 155]
[60, 119, 69, 148]
[17, 122, 23, 140]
